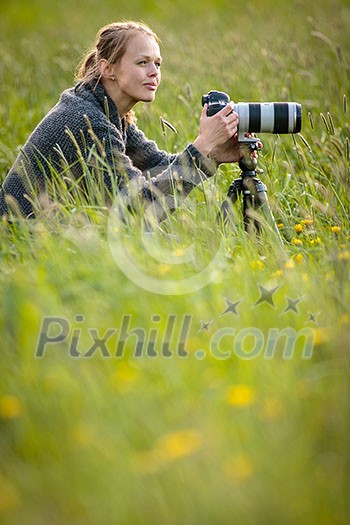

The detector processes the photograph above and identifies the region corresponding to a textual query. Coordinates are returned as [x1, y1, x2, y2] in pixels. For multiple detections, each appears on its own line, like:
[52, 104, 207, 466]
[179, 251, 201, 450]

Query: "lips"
[143, 83, 157, 90]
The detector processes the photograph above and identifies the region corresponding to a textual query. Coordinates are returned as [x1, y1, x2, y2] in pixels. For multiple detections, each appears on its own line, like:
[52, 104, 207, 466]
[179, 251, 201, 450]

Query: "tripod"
[220, 135, 284, 247]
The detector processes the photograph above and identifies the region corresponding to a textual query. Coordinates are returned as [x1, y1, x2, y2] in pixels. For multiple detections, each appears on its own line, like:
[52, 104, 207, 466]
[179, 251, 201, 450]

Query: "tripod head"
[238, 133, 261, 173]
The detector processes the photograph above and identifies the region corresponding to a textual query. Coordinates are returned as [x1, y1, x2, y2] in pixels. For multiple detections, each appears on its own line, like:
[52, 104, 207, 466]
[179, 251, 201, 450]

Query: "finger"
[226, 111, 239, 125]
[228, 116, 239, 131]
[217, 103, 235, 117]
[225, 126, 239, 141]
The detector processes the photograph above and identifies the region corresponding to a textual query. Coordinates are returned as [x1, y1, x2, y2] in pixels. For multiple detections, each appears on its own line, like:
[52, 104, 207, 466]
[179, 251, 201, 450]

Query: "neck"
[101, 78, 136, 118]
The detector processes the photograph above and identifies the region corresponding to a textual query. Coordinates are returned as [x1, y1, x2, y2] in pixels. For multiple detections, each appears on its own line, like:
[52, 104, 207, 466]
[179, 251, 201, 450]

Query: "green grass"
[0, 0, 349, 524]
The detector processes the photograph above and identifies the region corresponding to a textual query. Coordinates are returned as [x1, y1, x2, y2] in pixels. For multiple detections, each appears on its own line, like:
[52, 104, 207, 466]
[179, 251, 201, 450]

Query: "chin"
[141, 95, 156, 103]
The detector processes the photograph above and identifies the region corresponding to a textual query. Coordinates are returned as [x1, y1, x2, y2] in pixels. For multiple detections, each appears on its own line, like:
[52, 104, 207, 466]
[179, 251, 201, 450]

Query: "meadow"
[0, 0, 349, 523]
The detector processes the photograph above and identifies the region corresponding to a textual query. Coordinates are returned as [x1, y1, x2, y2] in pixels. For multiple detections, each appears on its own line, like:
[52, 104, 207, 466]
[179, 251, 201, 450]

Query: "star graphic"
[198, 320, 213, 332]
[254, 284, 280, 308]
[307, 311, 320, 324]
[281, 296, 303, 315]
[221, 297, 243, 316]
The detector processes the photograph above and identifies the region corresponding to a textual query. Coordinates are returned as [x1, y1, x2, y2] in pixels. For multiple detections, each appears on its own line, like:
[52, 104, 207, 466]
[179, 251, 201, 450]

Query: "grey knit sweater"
[0, 81, 217, 218]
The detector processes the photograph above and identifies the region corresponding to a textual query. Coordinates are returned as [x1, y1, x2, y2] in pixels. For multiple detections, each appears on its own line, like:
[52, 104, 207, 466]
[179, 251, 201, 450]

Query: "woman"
[0, 21, 240, 219]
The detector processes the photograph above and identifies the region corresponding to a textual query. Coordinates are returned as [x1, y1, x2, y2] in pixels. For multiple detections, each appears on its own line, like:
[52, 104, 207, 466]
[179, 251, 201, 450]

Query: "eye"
[155, 62, 161, 69]
[138, 60, 147, 65]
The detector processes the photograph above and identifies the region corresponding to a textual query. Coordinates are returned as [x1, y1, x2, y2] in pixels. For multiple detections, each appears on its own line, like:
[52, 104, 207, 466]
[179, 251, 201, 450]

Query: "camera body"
[202, 90, 302, 134]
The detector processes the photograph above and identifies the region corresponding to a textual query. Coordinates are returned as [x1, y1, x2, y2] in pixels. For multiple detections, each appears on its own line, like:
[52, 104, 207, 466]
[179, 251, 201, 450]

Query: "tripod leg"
[241, 175, 264, 236]
[218, 179, 242, 227]
[250, 178, 284, 247]
[242, 185, 255, 235]
[219, 171, 284, 249]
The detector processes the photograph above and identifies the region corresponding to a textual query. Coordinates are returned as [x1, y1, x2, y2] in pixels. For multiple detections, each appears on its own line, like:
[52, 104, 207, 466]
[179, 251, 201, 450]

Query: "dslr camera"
[202, 90, 302, 135]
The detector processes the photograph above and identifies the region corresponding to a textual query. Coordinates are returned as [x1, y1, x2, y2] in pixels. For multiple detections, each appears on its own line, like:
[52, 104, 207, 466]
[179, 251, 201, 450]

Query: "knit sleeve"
[125, 123, 217, 178]
[125, 123, 177, 171]
[91, 120, 217, 216]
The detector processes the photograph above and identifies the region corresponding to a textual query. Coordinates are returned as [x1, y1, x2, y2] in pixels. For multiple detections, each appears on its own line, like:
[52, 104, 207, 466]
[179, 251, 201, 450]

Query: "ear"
[98, 59, 116, 80]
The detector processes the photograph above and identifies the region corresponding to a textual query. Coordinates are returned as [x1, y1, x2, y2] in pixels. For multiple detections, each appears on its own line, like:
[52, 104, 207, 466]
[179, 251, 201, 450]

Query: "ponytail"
[76, 49, 99, 83]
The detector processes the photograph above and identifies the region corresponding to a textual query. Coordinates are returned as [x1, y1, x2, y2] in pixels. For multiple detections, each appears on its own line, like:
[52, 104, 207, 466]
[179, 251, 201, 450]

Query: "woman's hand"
[210, 133, 240, 164]
[211, 132, 264, 165]
[192, 103, 239, 157]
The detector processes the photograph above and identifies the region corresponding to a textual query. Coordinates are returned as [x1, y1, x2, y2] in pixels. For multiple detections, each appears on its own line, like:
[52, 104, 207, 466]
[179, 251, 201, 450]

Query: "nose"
[148, 63, 159, 77]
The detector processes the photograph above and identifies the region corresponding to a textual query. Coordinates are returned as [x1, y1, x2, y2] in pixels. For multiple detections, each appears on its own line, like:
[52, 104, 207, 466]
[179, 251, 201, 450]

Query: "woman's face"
[112, 33, 162, 105]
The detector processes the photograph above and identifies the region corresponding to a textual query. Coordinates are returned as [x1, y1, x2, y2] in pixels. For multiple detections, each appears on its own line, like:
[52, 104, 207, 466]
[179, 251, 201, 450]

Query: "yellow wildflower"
[158, 264, 171, 275]
[338, 251, 350, 261]
[226, 384, 255, 407]
[310, 237, 321, 245]
[0, 395, 23, 419]
[284, 258, 295, 269]
[292, 237, 303, 246]
[173, 248, 185, 257]
[301, 219, 313, 227]
[313, 327, 330, 346]
[294, 253, 304, 264]
[294, 223, 303, 234]
[109, 363, 139, 393]
[331, 226, 341, 234]
[277, 223, 284, 229]
[250, 259, 264, 270]
[155, 430, 202, 460]
[225, 454, 254, 482]
[134, 429, 202, 473]
[272, 269, 283, 278]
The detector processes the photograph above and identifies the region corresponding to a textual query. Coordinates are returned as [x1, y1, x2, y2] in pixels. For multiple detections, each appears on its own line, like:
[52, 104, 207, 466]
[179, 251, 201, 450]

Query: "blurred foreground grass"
[0, 0, 349, 524]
